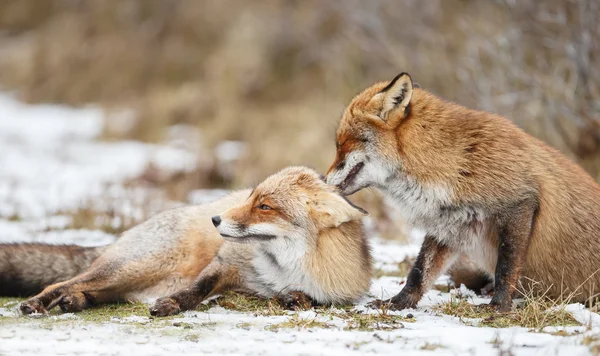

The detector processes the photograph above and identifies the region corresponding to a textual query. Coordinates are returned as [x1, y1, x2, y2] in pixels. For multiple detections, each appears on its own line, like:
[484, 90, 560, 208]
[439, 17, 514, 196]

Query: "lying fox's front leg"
[150, 260, 240, 317]
[369, 235, 457, 310]
[275, 291, 315, 310]
[58, 291, 119, 313]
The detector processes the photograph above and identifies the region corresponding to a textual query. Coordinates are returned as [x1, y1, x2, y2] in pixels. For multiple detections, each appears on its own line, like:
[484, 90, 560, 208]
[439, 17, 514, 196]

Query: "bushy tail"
[0, 243, 107, 297]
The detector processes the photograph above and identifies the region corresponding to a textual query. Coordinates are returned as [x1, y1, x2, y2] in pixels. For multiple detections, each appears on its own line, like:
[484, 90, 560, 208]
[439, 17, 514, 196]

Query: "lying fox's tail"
[0, 243, 107, 297]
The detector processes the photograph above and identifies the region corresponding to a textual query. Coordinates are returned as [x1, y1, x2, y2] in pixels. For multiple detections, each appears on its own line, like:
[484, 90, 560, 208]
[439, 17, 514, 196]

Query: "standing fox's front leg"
[490, 198, 537, 312]
[370, 236, 457, 310]
[150, 260, 240, 317]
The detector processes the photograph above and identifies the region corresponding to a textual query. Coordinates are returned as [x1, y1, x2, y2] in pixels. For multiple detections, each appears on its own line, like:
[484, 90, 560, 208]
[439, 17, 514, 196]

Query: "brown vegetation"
[0, 0, 598, 239]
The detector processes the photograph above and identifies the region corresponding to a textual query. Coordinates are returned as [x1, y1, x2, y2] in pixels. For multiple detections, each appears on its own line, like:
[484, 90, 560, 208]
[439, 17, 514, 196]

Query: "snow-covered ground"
[1, 94, 599, 355]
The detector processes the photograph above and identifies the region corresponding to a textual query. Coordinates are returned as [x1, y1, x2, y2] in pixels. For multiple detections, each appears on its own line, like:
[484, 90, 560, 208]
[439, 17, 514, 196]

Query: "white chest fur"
[379, 174, 489, 254]
[243, 238, 329, 302]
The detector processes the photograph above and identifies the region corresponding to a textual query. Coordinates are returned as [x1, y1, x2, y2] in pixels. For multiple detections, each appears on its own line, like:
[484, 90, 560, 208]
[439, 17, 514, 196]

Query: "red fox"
[3, 167, 371, 316]
[326, 72, 600, 312]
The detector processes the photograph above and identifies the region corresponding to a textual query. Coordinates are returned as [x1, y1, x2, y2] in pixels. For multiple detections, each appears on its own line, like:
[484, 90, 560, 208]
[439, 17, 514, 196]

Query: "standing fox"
[1, 167, 371, 316]
[326, 72, 600, 312]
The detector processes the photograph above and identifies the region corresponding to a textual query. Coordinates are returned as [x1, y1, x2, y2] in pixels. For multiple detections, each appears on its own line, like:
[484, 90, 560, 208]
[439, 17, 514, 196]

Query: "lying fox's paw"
[58, 293, 88, 313]
[149, 297, 181, 317]
[275, 291, 313, 311]
[20, 299, 47, 316]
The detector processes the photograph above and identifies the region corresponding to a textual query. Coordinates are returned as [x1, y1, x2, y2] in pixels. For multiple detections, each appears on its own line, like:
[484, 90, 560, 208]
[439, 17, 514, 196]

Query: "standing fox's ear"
[309, 191, 368, 229]
[371, 72, 413, 124]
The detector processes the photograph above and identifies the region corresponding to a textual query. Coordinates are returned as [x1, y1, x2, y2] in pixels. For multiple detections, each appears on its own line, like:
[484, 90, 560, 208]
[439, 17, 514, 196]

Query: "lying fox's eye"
[257, 204, 272, 211]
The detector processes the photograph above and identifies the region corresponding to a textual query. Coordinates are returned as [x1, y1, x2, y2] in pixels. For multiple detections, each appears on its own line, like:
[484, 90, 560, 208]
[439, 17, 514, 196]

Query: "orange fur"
[328, 73, 600, 307]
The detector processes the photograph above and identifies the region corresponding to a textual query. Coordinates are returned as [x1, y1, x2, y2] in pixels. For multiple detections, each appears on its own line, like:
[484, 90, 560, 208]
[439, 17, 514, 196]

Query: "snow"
[0, 93, 196, 220]
[1, 94, 599, 355]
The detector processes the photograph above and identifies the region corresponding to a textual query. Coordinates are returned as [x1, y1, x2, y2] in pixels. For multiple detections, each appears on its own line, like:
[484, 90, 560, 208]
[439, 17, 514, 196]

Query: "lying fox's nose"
[211, 216, 221, 227]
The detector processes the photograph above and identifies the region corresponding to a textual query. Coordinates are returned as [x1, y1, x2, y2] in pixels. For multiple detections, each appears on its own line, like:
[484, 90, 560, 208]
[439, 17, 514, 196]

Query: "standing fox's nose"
[211, 216, 221, 227]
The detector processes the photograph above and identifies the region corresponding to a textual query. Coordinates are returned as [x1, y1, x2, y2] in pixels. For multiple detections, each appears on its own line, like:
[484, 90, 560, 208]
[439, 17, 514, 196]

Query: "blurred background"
[0, 0, 598, 240]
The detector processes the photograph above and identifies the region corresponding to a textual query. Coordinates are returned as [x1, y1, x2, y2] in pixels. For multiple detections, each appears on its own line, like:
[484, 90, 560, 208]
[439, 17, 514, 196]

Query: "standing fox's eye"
[257, 204, 272, 211]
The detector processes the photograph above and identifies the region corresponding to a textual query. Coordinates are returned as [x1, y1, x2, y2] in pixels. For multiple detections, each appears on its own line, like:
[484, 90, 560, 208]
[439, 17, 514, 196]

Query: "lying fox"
[327, 72, 600, 312]
[1, 167, 371, 316]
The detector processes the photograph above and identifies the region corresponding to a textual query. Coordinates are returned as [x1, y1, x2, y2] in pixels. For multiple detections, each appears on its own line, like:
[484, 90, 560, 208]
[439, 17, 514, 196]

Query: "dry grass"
[420, 342, 445, 351]
[0, 0, 598, 241]
[45, 160, 213, 235]
[265, 314, 333, 331]
[63, 206, 135, 235]
[0, 0, 598, 180]
[55, 186, 183, 236]
[200, 291, 287, 317]
[338, 309, 412, 331]
[195, 292, 412, 331]
[436, 292, 580, 330]
[582, 335, 600, 355]
[0, 298, 177, 327]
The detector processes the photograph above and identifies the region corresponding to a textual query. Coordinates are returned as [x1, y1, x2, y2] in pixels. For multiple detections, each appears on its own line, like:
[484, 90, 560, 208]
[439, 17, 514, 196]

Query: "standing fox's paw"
[20, 299, 47, 316]
[367, 293, 417, 311]
[149, 298, 181, 317]
[275, 291, 313, 311]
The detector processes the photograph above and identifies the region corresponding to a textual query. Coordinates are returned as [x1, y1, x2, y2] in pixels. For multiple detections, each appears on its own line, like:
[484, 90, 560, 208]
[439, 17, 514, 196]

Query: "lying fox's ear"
[309, 191, 368, 229]
[370, 72, 413, 125]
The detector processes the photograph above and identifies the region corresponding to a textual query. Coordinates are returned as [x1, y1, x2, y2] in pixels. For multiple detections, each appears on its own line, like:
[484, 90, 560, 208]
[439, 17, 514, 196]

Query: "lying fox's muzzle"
[214, 218, 278, 242]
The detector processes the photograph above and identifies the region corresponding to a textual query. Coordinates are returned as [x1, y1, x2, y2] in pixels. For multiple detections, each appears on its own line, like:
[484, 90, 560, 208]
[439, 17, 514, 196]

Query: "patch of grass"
[0, 299, 184, 330]
[58, 199, 153, 236]
[0, 297, 22, 308]
[347, 340, 369, 350]
[62, 207, 131, 235]
[547, 329, 580, 337]
[339, 309, 410, 331]
[204, 291, 287, 316]
[314, 305, 412, 332]
[53, 174, 192, 236]
[420, 342, 445, 350]
[6, 213, 22, 222]
[489, 335, 516, 356]
[582, 335, 599, 345]
[236, 322, 252, 330]
[436, 294, 580, 330]
[77, 301, 154, 323]
[582, 336, 600, 355]
[265, 314, 333, 332]
[183, 334, 202, 343]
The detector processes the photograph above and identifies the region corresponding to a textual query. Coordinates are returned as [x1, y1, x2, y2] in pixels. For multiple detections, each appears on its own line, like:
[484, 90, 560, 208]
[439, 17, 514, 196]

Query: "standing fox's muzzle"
[211, 216, 221, 227]
[326, 156, 366, 196]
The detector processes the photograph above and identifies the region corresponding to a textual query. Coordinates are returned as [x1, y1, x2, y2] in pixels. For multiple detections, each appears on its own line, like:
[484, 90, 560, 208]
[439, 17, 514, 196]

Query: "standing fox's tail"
[0, 243, 107, 297]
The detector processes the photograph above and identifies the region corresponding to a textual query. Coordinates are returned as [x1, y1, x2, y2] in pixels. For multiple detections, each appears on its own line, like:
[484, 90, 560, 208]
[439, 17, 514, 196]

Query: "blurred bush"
[0, 0, 598, 239]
